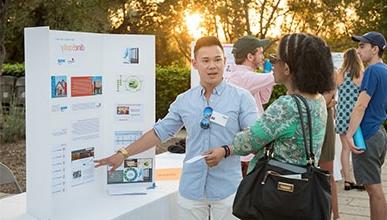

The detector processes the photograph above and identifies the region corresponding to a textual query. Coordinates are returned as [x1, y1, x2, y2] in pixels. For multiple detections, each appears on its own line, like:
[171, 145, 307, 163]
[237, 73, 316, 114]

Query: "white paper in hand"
[185, 155, 208, 164]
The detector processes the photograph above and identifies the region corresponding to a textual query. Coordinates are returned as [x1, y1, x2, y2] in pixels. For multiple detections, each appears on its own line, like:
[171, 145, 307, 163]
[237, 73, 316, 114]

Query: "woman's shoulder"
[270, 95, 297, 109]
[336, 69, 344, 85]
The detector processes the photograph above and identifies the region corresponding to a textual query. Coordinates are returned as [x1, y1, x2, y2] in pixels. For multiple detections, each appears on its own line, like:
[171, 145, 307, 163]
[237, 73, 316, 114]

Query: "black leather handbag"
[232, 94, 331, 220]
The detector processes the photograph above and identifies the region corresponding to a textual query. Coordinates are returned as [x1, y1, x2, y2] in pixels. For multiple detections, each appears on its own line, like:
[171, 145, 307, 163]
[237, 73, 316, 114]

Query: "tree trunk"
[0, 0, 8, 73]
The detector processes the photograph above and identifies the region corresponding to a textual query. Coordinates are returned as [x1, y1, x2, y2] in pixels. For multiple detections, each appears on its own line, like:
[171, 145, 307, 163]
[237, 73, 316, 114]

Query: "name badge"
[210, 111, 229, 127]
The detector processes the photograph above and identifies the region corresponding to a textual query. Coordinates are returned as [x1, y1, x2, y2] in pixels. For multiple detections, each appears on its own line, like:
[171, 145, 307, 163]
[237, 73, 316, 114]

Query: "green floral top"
[232, 95, 327, 173]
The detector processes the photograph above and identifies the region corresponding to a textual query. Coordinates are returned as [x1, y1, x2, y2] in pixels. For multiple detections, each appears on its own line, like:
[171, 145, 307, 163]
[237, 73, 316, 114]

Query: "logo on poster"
[61, 43, 86, 53]
[57, 58, 75, 65]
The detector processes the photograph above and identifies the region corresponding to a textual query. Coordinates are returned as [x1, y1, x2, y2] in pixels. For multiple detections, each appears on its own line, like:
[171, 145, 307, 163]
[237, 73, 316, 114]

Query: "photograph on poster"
[71, 76, 103, 97]
[107, 158, 152, 184]
[71, 147, 95, 187]
[117, 105, 129, 115]
[116, 104, 144, 121]
[116, 74, 143, 93]
[51, 75, 68, 98]
[114, 131, 142, 150]
[122, 47, 139, 64]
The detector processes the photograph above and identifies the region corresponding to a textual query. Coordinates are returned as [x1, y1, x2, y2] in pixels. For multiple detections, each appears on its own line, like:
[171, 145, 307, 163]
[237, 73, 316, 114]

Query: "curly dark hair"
[193, 36, 224, 58]
[278, 33, 335, 94]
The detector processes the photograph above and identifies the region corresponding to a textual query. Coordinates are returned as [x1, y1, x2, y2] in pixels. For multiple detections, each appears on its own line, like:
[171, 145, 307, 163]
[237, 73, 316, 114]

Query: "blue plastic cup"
[263, 59, 272, 73]
[353, 127, 366, 151]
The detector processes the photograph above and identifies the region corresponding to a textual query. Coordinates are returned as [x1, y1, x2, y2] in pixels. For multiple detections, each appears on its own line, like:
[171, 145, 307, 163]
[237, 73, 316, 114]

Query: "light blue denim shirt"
[154, 80, 258, 201]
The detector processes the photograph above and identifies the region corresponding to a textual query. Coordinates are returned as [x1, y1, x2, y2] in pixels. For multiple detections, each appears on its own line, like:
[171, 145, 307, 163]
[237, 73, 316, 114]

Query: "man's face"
[193, 45, 225, 87]
[356, 42, 376, 63]
[250, 47, 265, 68]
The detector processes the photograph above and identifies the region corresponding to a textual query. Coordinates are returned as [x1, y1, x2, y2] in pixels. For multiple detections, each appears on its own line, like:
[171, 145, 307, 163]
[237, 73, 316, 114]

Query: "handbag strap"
[291, 94, 315, 166]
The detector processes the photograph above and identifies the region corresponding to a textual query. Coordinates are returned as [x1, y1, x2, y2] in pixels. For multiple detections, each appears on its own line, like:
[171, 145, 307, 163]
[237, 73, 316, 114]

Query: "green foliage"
[0, 105, 25, 143]
[156, 66, 190, 120]
[1, 63, 24, 76]
[4, 0, 112, 63]
[264, 85, 287, 109]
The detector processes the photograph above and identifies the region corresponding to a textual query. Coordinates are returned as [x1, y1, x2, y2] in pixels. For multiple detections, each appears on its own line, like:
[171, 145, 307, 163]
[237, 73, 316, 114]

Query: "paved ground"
[336, 161, 387, 219]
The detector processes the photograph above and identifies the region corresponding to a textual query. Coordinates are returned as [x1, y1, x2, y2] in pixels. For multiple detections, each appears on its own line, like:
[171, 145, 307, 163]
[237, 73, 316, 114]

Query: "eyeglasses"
[200, 106, 213, 129]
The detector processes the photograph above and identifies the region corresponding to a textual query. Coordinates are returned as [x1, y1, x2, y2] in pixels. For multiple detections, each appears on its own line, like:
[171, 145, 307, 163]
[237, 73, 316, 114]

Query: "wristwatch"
[117, 148, 129, 159]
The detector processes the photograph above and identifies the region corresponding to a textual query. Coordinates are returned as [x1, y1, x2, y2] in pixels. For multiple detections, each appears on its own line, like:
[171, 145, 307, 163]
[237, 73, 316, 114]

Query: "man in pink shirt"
[226, 36, 275, 175]
[226, 36, 275, 115]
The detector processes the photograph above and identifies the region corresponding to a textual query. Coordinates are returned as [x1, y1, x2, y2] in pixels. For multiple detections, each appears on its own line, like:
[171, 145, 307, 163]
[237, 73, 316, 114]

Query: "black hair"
[278, 33, 335, 94]
[193, 36, 224, 58]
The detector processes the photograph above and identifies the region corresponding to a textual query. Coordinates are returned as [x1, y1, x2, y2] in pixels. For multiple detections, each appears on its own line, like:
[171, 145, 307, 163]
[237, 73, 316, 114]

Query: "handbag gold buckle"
[277, 182, 294, 193]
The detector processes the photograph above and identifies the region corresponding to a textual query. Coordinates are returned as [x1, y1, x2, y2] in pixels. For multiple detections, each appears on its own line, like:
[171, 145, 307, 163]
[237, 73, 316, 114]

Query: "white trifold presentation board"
[190, 43, 235, 88]
[24, 27, 155, 220]
[331, 52, 344, 71]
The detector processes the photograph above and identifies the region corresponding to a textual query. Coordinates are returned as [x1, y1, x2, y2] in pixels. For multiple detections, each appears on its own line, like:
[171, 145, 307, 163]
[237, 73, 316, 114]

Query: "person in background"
[95, 36, 258, 220]
[227, 35, 275, 116]
[320, 89, 340, 219]
[226, 36, 275, 176]
[344, 31, 387, 220]
[205, 33, 335, 181]
[335, 48, 364, 190]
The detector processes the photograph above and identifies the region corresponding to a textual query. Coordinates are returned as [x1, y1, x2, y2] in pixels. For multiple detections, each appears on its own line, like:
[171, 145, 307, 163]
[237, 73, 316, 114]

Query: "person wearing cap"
[227, 35, 275, 116]
[343, 31, 387, 220]
[95, 36, 258, 220]
[225, 36, 275, 175]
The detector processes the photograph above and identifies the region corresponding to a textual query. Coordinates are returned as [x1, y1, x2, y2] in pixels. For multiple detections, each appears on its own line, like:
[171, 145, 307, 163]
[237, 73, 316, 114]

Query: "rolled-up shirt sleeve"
[360, 68, 377, 97]
[153, 95, 184, 142]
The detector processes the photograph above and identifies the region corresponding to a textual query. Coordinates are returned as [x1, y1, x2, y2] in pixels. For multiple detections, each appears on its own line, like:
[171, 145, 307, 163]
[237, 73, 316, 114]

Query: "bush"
[0, 104, 25, 143]
[156, 66, 190, 120]
[264, 84, 287, 109]
[1, 63, 25, 77]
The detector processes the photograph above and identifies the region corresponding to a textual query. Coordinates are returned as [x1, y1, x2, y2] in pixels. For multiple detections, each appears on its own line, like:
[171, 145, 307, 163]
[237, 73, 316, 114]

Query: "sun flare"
[185, 13, 203, 39]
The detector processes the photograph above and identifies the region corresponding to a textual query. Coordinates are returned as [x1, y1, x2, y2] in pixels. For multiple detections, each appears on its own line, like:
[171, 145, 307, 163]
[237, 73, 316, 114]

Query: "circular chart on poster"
[125, 76, 142, 92]
[124, 167, 138, 182]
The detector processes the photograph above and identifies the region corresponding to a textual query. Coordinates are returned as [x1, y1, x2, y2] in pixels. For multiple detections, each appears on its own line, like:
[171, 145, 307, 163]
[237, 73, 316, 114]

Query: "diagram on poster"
[114, 131, 142, 150]
[116, 74, 143, 93]
[107, 158, 152, 184]
[71, 147, 95, 187]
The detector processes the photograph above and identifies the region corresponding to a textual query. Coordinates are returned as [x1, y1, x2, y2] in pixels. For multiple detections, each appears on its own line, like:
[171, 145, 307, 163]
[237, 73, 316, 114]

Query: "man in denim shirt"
[95, 36, 258, 220]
